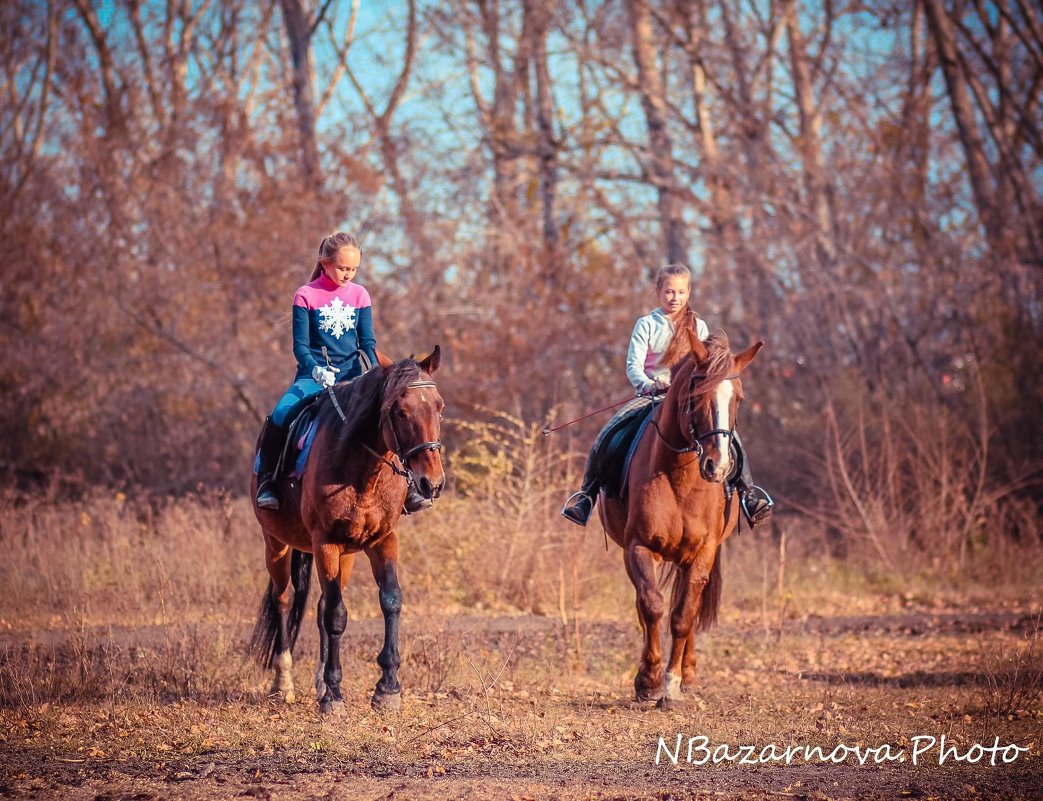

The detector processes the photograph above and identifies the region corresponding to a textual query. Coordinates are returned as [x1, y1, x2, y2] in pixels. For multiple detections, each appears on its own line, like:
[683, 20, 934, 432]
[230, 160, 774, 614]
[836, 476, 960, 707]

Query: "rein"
[652, 371, 740, 459]
[361, 379, 443, 485]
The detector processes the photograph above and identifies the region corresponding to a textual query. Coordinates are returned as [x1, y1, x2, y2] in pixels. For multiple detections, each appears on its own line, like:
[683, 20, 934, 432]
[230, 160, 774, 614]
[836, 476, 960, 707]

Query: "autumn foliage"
[1, 0, 1040, 562]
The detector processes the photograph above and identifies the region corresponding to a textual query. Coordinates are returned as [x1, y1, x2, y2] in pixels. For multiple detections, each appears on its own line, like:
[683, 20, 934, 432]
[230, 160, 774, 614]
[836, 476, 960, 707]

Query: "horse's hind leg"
[625, 543, 665, 702]
[266, 544, 296, 703]
[314, 553, 356, 702]
[682, 633, 698, 689]
[315, 546, 352, 716]
[367, 537, 403, 712]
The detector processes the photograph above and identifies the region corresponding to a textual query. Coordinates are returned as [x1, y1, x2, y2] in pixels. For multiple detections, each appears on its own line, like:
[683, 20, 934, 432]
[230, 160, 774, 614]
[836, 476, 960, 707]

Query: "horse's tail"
[695, 547, 723, 632]
[248, 549, 314, 669]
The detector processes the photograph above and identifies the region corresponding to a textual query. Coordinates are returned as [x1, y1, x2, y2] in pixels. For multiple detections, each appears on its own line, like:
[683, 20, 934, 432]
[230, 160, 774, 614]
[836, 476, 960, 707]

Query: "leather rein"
[651, 371, 740, 460]
[361, 379, 443, 484]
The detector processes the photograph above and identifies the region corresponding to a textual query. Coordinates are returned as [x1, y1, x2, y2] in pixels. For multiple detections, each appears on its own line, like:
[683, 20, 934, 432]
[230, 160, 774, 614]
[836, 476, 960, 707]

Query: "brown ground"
[1, 606, 1040, 801]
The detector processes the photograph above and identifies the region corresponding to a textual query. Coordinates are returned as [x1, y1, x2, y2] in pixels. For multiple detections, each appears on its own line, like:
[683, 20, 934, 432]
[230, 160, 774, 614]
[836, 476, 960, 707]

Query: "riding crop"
[541, 394, 648, 437]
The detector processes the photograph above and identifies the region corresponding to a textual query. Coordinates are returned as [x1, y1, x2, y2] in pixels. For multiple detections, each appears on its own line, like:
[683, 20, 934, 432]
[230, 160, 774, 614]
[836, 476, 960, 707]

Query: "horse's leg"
[681, 633, 698, 689]
[658, 564, 705, 709]
[315, 591, 327, 701]
[314, 553, 355, 701]
[366, 536, 403, 712]
[315, 544, 349, 716]
[625, 542, 665, 702]
[266, 542, 297, 703]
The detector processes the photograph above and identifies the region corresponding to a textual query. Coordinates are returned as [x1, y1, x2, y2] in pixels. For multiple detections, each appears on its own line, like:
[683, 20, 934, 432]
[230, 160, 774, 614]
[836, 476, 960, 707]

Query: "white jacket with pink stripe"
[625, 308, 710, 394]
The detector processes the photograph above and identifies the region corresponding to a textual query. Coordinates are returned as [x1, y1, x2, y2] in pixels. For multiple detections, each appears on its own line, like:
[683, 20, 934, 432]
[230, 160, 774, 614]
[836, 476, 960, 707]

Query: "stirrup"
[561, 491, 594, 527]
[740, 486, 774, 528]
[256, 479, 280, 511]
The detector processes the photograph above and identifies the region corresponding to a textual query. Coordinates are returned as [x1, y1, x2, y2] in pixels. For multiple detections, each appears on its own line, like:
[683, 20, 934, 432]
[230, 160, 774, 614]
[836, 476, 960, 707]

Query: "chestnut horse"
[600, 330, 762, 708]
[249, 348, 445, 715]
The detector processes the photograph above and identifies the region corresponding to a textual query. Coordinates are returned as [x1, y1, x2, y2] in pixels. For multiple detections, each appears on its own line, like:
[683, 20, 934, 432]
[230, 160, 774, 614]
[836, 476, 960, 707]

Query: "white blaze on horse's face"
[710, 379, 734, 479]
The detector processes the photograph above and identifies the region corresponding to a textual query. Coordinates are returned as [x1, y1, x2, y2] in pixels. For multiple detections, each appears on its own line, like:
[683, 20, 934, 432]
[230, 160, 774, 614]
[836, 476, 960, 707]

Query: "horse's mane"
[674, 330, 736, 398]
[660, 306, 701, 369]
[313, 358, 424, 463]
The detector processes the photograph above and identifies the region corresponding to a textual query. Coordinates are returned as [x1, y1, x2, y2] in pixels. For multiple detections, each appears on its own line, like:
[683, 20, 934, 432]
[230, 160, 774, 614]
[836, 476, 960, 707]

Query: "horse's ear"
[418, 345, 441, 375]
[687, 329, 709, 363]
[375, 350, 394, 368]
[734, 341, 764, 372]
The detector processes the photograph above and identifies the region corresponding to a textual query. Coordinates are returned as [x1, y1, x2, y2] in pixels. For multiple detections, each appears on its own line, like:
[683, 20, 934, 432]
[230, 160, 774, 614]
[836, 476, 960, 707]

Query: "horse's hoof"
[267, 686, 295, 704]
[634, 688, 665, 703]
[656, 695, 686, 711]
[634, 675, 665, 702]
[319, 699, 346, 717]
[371, 690, 402, 713]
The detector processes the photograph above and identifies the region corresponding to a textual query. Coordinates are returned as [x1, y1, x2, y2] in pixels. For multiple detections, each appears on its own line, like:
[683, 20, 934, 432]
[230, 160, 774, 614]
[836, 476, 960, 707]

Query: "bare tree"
[626, 0, 688, 264]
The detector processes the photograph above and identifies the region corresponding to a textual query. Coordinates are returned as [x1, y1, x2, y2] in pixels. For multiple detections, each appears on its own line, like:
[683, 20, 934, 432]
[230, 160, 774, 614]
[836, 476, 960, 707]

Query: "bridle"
[364, 379, 444, 486]
[652, 369, 739, 462]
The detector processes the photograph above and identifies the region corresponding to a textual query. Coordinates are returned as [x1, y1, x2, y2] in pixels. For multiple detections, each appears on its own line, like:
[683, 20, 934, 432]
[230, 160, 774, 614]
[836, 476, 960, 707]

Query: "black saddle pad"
[599, 404, 654, 498]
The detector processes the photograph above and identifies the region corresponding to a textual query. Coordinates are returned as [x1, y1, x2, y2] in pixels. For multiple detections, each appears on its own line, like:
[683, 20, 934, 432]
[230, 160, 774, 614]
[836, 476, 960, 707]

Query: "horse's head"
[380, 346, 446, 501]
[673, 330, 763, 484]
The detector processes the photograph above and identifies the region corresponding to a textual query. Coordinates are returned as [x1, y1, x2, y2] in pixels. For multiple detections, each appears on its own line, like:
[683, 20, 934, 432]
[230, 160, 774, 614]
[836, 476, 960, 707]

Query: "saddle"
[273, 386, 340, 482]
[593, 400, 657, 499]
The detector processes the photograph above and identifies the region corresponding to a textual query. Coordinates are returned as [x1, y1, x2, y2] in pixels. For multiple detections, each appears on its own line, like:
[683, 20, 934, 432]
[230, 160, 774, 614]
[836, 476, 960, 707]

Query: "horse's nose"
[433, 475, 445, 499]
[416, 475, 436, 499]
[702, 457, 728, 483]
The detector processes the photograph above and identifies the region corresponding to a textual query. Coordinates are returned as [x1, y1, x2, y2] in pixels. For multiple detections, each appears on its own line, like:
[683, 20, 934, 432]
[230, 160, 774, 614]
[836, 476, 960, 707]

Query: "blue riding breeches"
[270, 377, 324, 428]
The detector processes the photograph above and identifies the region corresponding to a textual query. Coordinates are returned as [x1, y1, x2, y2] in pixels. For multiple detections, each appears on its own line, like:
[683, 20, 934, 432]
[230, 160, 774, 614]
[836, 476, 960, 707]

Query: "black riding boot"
[255, 417, 287, 511]
[561, 490, 595, 526]
[561, 462, 599, 527]
[731, 431, 774, 528]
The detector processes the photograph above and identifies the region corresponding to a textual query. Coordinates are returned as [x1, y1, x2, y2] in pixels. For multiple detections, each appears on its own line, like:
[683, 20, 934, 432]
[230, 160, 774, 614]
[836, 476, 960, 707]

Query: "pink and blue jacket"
[291, 274, 377, 380]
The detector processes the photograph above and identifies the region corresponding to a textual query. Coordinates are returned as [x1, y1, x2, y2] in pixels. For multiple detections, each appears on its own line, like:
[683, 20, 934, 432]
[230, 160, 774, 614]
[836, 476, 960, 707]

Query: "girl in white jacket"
[561, 264, 773, 527]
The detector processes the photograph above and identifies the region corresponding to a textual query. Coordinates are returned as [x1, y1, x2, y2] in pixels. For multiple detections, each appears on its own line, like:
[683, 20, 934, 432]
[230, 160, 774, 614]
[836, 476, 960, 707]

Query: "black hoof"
[371, 691, 402, 712]
[319, 698, 346, 717]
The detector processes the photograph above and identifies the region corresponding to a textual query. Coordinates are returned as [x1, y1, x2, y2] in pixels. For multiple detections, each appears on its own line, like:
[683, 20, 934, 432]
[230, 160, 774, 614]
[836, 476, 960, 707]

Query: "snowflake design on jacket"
[317, 298, 357, 339]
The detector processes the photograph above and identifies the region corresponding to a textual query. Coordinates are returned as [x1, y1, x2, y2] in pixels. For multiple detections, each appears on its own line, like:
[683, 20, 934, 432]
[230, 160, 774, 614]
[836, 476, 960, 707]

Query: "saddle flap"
[275, 397, 322, 480]
[596, 400, 655, 498]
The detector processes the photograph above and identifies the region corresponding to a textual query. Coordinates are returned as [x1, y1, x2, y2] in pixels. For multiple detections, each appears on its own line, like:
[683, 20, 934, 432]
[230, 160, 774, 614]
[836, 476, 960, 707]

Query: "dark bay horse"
[249, 348, 445, 715]
[600, 330, 762, 708]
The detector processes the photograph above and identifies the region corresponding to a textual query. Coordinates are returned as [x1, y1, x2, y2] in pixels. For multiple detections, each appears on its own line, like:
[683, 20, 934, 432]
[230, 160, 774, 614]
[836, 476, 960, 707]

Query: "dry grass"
[0, 424, 1041, 798]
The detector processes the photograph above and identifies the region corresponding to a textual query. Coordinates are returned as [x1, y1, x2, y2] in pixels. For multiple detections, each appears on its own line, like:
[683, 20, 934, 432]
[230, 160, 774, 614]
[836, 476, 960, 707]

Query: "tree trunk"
[528, 0, 561, 275]
[627, 0, 688, 265]
[280, 0, 321, 193]
[781, 0, 834, 262]
[921, 0, 1003, 252]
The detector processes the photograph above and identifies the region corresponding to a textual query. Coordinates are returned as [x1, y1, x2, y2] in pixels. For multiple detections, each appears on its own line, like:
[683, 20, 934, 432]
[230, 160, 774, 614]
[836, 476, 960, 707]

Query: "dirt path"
[1, 608, 1040, 800]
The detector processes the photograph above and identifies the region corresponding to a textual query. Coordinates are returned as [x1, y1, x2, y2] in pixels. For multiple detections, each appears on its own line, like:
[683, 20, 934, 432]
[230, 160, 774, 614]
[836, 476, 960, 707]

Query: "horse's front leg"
[624, 542, 665, 702]
[366, 536, 403, 712]
[659, 563, 703, 709]
[315, 545, 352, 716]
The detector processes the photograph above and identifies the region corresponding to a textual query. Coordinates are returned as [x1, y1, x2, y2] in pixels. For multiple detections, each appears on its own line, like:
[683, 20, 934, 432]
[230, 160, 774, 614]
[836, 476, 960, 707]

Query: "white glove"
[312, 364, 339, 389]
